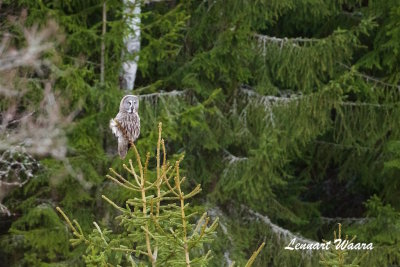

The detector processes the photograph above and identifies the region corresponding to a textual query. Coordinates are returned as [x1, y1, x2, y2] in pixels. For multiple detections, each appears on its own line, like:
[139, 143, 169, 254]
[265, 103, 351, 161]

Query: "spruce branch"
[245, 242, 266, 267]
[101, 195, 126, 212]
[139, 155, 155, 265]
[175, 160, 191, 267]
[105, 174, 138, 191]
[56, 207, 80, 235]
[109, 168, 139, 189]
[93, 221, 108, 245]
[57, 207, 150, 256]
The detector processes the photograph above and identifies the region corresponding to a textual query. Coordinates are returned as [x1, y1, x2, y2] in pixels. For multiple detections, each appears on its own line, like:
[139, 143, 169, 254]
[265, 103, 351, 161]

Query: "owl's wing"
[118, 136, 129, 159]
[133, 116, 140, 141]
[109, 114, 123, 138]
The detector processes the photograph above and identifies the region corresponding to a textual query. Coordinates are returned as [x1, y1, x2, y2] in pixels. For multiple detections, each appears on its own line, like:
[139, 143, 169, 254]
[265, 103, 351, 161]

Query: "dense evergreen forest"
[1, 0, 400, 266]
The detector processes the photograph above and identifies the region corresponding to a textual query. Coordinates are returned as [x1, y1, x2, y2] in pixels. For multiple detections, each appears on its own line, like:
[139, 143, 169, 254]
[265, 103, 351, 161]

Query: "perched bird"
[109, 95, 140, 159]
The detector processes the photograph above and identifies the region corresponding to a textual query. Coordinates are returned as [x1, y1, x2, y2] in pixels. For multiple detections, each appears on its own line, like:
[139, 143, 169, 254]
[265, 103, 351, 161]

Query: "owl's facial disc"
[120, 95, 138, 114]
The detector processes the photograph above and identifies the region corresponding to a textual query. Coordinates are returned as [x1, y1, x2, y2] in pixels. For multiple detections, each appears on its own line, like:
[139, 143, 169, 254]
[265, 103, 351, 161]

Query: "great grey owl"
[109, 95, 140, 159]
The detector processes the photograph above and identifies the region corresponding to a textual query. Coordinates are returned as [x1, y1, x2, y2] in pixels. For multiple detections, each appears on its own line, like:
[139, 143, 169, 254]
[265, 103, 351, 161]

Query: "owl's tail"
[118, 137, 129, 159]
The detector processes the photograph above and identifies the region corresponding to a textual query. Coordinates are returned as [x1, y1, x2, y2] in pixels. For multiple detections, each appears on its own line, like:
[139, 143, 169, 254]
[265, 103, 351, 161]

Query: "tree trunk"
[120, 0, 141, 90]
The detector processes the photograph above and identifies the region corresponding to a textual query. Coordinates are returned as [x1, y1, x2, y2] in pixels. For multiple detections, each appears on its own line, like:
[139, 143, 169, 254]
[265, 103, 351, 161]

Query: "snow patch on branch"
[223, 149, 248, 165]
[242, 205, 315, 246]
[139, 90, 187, 100]
[255, 34, 318, 46]
[240, 87, 303, 104]
[0, 148, 39, 216]
[138, 90, 188, 113]
[221, 149, 248, 182]
[210, 204, 316, 262]
[255, 33, 319, 55]
[239, 86, 303, 127]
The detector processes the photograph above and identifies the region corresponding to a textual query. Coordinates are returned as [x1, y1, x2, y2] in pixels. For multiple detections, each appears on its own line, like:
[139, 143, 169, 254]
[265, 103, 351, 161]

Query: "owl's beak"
[128, 100, 133, 113]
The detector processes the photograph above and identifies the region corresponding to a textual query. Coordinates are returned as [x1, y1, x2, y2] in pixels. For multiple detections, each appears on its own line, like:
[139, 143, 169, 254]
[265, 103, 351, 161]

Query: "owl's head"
[120, 95, 139, 114]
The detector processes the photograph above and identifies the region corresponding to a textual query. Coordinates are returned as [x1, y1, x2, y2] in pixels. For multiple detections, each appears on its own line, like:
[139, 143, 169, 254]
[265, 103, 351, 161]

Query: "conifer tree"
[57, 123, 220, 266]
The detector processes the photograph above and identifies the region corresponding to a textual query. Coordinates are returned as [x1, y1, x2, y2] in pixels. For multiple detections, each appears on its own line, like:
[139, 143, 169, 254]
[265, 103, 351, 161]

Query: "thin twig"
[100, 0, 106, 84]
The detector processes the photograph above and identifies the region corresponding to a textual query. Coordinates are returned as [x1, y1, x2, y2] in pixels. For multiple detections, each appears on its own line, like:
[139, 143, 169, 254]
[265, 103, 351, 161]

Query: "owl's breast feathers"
[109, 112, 140, 142]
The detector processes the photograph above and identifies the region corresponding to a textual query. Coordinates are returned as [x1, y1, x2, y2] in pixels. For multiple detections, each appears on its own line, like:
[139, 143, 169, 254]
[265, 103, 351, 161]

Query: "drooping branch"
[321, 216, 371, 224]
[221, 149, 248, 182]
[254, 33, 320, 57]
[240, 85, 400, 123]
[242, 205, 315, 245]
[208, 207, 235, 266]
[254, 33, 319, 47]
[339, 63, 400, 90]
[313, 140, 372, 151]
[239, 86, 304, 127]
[139, 89, 187, 100]
[340, 101, 398, 108]
[240, 87, 303, 104]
